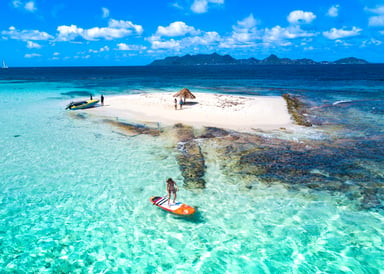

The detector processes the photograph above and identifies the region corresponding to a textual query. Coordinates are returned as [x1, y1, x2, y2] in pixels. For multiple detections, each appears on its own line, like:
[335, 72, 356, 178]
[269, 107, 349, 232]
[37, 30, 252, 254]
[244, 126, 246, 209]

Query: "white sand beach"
[84, 92, 294, 132]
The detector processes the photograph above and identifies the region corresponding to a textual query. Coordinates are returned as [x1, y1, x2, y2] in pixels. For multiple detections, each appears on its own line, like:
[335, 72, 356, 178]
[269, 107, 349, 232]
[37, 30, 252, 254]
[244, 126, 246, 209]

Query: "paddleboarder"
[166, 178, 179, 205]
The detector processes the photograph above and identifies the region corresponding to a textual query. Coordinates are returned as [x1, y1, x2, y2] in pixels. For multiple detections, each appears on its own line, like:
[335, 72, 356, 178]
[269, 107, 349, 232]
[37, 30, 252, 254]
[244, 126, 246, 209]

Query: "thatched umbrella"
[173, 88, 196, 102]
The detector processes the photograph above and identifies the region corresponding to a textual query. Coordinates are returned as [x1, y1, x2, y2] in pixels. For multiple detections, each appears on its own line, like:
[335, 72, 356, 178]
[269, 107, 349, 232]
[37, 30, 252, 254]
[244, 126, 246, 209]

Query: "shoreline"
[81, 92, 294, 133]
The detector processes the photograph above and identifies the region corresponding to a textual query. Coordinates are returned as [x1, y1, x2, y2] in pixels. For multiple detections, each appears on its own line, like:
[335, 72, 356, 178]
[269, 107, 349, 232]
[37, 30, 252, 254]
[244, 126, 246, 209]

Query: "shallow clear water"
[0, 66, 383, 272]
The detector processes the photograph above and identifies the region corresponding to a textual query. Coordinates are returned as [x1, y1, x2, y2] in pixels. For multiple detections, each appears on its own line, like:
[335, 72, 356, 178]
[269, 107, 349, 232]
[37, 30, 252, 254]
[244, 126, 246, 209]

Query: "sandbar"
[83, 92, 294, 133]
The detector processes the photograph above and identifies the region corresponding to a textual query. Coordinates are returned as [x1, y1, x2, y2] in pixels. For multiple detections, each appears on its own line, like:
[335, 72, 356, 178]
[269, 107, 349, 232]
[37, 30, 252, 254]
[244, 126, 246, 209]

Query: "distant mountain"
[149, 53, 369, 66]
[332, 57, 369, 64]
[150, 53, 237, 66]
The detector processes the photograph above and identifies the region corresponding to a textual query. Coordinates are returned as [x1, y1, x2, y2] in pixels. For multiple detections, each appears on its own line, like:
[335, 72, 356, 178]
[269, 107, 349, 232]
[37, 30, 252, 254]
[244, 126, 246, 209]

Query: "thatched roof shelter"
[173, 88, 196, 101]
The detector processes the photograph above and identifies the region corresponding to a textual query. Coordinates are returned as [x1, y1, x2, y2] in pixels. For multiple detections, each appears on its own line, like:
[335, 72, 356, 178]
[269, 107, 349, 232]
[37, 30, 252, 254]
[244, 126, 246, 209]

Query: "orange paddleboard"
[150, 196, 196, 216]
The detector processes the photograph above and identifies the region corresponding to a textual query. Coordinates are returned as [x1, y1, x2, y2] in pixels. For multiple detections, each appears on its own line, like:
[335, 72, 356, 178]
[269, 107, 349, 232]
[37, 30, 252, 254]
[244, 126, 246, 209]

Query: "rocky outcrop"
[103, 119, 162, 136]
[172, 124, 206, 189]
[176, 141, 206, 189]
[209, 133, 383, 210]
[198, 127, 231, 139]
[282, 94, 312, 127]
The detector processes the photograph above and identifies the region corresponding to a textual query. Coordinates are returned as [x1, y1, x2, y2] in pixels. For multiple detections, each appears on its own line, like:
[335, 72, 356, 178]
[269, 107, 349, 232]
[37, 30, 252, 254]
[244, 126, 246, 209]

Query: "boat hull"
[66, 99, 99, 110]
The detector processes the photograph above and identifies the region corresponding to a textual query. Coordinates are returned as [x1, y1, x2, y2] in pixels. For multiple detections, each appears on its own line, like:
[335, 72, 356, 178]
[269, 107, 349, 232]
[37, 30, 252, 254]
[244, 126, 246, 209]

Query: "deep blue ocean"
[0, 65, 383, 272]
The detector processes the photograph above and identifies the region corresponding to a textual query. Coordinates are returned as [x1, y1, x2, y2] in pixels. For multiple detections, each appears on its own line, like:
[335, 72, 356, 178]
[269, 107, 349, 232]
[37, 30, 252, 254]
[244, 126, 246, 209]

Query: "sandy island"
[83, 92, 294, 133]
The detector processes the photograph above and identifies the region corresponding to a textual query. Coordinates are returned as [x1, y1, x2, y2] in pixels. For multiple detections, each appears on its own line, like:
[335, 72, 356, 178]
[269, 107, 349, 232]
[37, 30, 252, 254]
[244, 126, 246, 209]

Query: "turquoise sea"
[0, 65, 383, 273]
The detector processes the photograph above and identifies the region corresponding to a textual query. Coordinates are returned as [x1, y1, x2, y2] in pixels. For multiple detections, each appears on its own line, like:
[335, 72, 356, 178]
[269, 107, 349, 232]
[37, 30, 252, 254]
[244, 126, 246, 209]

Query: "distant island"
[149, 53, 369, 66]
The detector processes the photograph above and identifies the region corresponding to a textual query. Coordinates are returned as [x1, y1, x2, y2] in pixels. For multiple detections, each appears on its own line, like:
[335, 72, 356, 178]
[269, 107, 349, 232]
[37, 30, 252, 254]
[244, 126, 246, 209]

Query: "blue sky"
[1, 0, 384, 66]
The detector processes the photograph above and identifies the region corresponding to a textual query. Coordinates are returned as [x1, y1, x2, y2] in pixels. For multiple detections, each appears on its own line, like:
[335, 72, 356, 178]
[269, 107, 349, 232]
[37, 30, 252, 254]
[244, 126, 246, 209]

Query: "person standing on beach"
[101, 95, 104, 106]
[179, 98, 183, 109]
[174, 98, 177, 110]
[166, 178, 179, 205]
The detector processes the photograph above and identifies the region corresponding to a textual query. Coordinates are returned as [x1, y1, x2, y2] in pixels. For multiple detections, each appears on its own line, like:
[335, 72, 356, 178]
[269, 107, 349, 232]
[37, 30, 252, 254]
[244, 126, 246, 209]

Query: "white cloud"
[191, 0, 207, 13]
[231, 32, 254, 44]
[102, 7, 110, 18]
[366, 5, 384, 26]
[12, 1, 22, 8]
[263, 26, 286, 42]
[172, 2, 183, 10]
[108, 19, 143, 34]
[191, 0, 224, 14]
[223, 14, 260, 47]
[263, 25, 315, 44]
[148, 22, 220, 50]
[24, 53, 41, 58]
[84, 27, 132, 40]
[155, 21, 199, 37]
[365, 5, 384, 15]
[323, 26, 362, 39]
[361, 38, 382, 47]
[56, 25, 83, 41]
[184, 31, 220, 46]
[117, 43, 147, 51]
[26, 40, 41, 48]
[117, 43, 131, 50]
[327, 5, 340, 17]
[56, 19, 143, 41]
[24, 1, 36, 12]
[12, 0, 36, 12]
[2, 26, 53, 41]
[287, 10, 316, 24]
[88, 46, 110, 53]
[369, 15, 384, 26]
[150, 39, 180, 50]
[335, 39, 352, 46]
[100, 46, 110, 52]
[235, 14, 258, 30]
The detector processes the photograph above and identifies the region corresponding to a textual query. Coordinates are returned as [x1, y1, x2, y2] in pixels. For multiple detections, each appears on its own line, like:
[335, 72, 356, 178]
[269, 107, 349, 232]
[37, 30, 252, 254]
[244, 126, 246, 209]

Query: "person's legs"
[167, 191, 171, 205]
[173, 191, 177, 203]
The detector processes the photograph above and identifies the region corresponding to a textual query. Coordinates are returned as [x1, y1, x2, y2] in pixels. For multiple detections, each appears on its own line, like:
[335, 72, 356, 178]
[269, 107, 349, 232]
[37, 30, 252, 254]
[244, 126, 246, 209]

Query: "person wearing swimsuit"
[166, 178, 179, 205]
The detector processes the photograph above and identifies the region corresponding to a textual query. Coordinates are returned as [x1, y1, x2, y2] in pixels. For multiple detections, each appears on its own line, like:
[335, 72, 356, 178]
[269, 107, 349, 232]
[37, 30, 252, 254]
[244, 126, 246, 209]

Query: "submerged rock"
[173, 124, 206, 189]
[69, 112, 88, 120]
[173, 123, 196, 142]
[198, 127, 231, 138]
[176, 143, 206, 188]
[209, 132, 383, 210]
[283, 93, 312, 127]
[103, 119, 162, 136]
